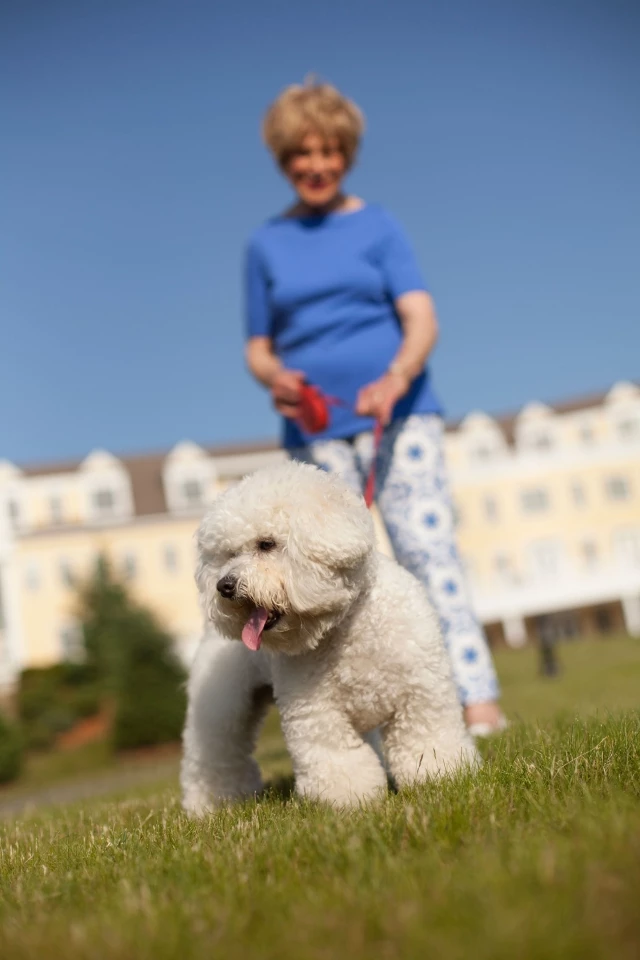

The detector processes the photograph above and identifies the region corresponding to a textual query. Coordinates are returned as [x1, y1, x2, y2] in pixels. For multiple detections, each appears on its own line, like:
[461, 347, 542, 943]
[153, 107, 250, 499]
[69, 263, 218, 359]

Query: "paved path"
[0, 757, 179, 819]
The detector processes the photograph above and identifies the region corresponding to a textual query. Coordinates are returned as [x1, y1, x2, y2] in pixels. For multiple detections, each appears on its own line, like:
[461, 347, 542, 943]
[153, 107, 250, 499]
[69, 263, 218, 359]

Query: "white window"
[460, 554, 476, 581]
[605, 476, 630, 502]
[59, 559, 75, 588]
[93, 488, 116, 516]
[7, 499, 21, 531]
[163, 544, 179, 572]
[532, 433, 554, 451]
[182, 479, 204, 507]
[613, 529, 640, 568]
[162, 442, 217, 513]
[494, 553, 514, 583]
[571, 482, 586, 506]
[528, 540, 563, 579]
[50, 496, 64, 525]
[579, 423, 594, 445]
[581, 540, 599, 569]
[471, 445, 494, 463]
[122, 553, 137, 580]
[618, 418, 640, 442]
[59, 623, 85, 662]
[484, 496, 499, 522]
[521, 488, 550, 513]
[25, 562, 41, 591]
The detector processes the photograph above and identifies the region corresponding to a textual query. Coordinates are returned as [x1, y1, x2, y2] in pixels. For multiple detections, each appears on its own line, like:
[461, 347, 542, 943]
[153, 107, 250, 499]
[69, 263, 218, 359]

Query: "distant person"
[244, 79, 506, 735]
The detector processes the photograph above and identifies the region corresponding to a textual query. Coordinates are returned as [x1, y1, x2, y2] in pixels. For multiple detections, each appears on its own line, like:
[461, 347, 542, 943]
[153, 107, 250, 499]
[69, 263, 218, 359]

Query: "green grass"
[0, 635, 638, 959]
[0, 714, 639, 960]
[2, 633, 637, 803]
[496, 633, 640, 721]
[10, 742, 115, 792]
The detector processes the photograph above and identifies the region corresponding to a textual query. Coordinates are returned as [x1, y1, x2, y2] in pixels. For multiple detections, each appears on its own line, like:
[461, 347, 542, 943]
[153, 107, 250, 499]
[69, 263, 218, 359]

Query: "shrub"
[71, 685, 102, 719]
[78, 558, 187, 751]
[0, 713, 23, 784]
[110, 608, 187, 750]
[18, 665, 102, 751]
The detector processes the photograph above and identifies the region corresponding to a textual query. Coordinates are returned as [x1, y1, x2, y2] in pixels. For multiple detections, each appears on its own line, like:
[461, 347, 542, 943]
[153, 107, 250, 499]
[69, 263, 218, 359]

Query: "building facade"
[1, 382, 639, 697]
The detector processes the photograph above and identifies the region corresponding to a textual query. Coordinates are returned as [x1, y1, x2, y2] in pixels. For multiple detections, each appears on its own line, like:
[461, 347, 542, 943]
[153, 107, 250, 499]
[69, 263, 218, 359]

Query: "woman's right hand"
[245, 339, 304, 420]
[270, 369, 305, 419]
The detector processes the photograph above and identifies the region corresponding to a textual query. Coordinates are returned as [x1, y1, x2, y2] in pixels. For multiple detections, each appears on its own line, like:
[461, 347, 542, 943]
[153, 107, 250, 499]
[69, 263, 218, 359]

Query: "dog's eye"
[257, 538, 276, 552]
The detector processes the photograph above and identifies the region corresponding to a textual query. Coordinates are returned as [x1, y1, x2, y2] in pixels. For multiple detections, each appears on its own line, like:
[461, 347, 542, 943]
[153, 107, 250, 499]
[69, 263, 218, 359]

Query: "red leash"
[297, 382, 383, 509]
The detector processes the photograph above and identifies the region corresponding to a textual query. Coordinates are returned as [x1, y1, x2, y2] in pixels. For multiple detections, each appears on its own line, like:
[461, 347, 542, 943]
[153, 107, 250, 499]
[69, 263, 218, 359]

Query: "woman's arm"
[245, 336, 283, 388]
[245, 239, 305, 420]
[245, 336, 304, 419]
[389, 290, 439, 381]
[356, 291, 439, 424]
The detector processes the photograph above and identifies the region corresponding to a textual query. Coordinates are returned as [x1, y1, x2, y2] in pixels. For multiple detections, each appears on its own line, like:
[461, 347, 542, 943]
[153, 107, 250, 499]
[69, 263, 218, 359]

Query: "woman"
[244, 80, 505, 735]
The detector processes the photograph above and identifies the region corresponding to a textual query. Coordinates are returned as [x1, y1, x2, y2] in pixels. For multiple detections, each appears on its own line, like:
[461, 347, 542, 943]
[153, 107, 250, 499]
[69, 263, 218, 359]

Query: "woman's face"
[284, 132, 347, 209]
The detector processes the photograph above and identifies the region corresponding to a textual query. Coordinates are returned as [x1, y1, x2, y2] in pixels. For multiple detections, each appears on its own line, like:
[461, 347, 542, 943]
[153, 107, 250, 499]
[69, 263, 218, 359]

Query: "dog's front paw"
[295, 744, 388, 808]
[181, 790, 217, 819]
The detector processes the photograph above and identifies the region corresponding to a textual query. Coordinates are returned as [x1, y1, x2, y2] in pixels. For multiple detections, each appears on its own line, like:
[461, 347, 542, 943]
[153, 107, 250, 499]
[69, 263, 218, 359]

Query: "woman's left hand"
[356, 371, 411, 426]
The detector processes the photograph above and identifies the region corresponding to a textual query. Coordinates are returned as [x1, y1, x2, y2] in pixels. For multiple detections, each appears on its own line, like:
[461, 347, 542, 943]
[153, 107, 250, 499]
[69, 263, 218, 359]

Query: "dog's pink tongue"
[242, 607, 269, 651]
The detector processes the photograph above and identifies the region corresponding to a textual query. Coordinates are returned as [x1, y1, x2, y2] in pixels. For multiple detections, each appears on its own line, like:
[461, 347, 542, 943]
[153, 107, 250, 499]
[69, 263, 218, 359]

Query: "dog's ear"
[291, 476, 375, 569]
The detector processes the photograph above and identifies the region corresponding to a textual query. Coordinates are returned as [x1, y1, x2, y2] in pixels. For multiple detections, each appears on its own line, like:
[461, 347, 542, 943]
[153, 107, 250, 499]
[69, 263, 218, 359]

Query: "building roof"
[445, 387, 611, 443]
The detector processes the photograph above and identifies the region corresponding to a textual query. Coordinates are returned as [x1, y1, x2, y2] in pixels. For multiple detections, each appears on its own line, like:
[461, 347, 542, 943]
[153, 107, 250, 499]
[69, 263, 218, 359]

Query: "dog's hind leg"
[181, 630, 273, 815]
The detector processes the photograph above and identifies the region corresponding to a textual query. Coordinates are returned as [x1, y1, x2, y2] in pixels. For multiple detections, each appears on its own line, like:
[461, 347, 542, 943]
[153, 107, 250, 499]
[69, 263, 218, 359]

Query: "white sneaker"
[468, 714, 509, 739]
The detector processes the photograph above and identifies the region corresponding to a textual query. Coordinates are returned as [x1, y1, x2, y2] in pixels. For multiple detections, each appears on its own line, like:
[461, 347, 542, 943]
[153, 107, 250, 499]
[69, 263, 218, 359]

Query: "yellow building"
[1, 381, 639, 696]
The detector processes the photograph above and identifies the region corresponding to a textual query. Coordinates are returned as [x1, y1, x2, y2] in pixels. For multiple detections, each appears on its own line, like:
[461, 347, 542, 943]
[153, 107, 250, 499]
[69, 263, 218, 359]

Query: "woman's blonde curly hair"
[262, 78, 365, 169]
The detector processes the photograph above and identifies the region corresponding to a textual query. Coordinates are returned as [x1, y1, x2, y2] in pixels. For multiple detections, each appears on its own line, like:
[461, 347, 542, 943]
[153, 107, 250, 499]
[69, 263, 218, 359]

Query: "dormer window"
[81, 450, 134, 525]
[515, 403, 557, 455]
[7, 499, 20, 531]
[618, 418, 640, 442]
[519, 429, 555, 452]
[93, 488, 116, 517]
[579, 423, 594, 445]
[182, 479, 204, 506]
[459, 412, 507, 468]
[471, 445, 494, 463]
[531, 433, 554, 451]
[606, 382, 640, 447]
[163, 442, 216, 513]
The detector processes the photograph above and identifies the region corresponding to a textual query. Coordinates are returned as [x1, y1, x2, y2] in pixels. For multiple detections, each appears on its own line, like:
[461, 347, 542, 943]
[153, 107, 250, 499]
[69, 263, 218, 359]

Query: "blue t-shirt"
[245, 203, 443, 448]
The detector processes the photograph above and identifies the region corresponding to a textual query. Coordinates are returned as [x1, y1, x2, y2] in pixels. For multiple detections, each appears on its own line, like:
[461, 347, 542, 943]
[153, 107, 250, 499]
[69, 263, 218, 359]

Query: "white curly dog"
[181, 461, 478, 813]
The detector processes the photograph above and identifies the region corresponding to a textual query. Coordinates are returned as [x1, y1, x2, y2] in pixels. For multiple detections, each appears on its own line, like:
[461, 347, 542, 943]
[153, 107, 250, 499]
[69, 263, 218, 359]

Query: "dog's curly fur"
[181, 461, 478, 812]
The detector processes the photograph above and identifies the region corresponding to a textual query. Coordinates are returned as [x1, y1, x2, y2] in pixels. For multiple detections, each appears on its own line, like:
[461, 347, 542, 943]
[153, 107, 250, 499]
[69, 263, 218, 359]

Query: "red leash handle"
[297, 382, 383, 509]
[363, 420, 384, 508]
[296, 383, 332, 434]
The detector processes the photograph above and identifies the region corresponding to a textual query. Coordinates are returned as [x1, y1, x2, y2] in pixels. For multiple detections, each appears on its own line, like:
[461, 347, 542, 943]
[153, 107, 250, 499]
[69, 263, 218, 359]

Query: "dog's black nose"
[216, 574, 237, 599]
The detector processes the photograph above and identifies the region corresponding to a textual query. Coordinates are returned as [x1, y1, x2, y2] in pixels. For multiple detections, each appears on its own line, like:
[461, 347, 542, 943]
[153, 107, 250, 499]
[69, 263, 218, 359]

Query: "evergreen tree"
[77, 557, 187, 750]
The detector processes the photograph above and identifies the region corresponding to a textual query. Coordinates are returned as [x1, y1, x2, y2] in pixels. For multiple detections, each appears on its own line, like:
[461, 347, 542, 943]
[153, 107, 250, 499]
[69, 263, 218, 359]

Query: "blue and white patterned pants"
[291, 413, 500, 707]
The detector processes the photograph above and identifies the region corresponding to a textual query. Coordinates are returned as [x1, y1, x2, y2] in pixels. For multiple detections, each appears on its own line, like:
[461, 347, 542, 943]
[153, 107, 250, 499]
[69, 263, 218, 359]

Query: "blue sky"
[2, 0, 639, 465]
